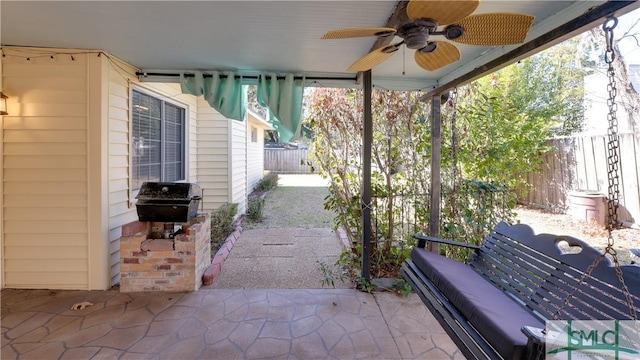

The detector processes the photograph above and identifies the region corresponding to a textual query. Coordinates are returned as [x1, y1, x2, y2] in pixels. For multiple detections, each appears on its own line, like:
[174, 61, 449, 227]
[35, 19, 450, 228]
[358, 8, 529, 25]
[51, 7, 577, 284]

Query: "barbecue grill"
[135, 182, 202, 223]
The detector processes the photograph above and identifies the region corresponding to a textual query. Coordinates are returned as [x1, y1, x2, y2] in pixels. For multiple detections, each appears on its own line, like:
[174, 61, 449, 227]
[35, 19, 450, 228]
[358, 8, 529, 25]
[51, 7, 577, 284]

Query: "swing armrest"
[521, 326, 545, 344]
[522, 326, 547, 360]
[411, 234, 482, 250]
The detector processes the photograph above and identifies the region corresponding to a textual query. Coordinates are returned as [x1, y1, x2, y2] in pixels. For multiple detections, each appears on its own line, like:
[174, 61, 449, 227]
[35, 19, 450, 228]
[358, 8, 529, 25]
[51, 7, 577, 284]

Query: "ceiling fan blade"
[407, 0, 479, 25]
[347, 45, 399, 72]
[321, 27, 396, 39]
[453, 13, 535, 45]
[414, 42, 460, 71]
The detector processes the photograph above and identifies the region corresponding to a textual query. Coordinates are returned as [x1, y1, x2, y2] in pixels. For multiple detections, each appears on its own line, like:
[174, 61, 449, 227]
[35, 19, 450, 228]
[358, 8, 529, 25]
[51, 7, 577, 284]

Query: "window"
[131, 89, 186, 191]
[251, 126, 258, 143]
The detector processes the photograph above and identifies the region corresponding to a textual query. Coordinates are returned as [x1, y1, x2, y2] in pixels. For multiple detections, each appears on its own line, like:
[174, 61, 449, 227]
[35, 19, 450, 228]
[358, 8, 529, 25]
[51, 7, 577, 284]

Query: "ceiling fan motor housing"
[398, 22, 431, 49]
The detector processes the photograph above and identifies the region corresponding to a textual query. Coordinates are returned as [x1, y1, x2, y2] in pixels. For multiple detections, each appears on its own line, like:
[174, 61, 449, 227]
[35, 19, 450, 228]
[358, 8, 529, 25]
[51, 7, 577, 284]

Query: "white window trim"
[129, 84, 190, 205]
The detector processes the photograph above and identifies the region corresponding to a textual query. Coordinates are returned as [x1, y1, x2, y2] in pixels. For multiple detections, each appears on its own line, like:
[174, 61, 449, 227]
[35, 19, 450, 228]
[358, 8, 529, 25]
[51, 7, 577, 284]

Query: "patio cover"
[2, 0, 639, 278]
[3, 1, 638, 90]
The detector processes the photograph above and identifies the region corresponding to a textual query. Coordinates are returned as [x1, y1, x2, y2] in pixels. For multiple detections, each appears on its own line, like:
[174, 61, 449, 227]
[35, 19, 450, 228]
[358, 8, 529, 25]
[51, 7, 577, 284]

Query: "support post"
[361, 70, 372, 280]
[429, 94, 442, 253]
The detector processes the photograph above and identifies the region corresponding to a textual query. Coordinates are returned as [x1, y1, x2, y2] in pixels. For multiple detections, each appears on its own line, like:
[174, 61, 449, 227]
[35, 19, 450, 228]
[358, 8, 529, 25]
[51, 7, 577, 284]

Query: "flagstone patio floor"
[2, 287, 462, 359]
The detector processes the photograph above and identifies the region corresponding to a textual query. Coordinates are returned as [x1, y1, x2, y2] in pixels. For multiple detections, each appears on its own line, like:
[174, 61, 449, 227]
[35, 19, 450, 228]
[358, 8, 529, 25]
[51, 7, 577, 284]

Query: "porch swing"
[401, 17, 640, 360]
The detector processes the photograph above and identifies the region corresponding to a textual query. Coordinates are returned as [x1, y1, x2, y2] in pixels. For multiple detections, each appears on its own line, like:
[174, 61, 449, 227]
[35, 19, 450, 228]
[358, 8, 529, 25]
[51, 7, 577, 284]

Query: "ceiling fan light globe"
[444, 25, 465, 40]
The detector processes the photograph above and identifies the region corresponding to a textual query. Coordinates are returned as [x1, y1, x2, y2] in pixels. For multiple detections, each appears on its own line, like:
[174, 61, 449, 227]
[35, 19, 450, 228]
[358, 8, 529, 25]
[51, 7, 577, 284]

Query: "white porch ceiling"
[1, 1, 638, 90]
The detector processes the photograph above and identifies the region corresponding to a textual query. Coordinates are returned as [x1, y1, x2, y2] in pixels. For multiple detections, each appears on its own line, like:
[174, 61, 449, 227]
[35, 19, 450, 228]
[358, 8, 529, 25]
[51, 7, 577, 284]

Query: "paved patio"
[2, 288, 462, 359]
[1, 174, 461, 359]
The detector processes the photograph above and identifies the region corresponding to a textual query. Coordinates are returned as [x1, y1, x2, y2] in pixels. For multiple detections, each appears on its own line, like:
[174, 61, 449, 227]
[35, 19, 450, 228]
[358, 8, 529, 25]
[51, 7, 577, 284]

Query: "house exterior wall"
[230, 120, 248, 215]
[247, 114, 269, 192]
[1, 47, 255, 289]
[195, 97, 231, 213]
[1, 49, 105, 289]
[105, 60, 199, 287]
[583, 72, 637, 135]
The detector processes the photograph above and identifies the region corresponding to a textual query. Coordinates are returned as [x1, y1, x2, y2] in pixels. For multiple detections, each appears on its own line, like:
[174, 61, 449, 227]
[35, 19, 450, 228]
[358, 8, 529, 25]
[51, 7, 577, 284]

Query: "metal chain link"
[602, 16, 637, 321]
[550, 12, 636, 326]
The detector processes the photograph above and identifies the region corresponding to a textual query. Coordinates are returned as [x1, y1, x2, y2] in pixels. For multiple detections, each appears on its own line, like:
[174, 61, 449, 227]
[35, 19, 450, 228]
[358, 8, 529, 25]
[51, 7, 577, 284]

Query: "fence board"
[575, 137, 587, 190]
[520, 133, 639, 224]
[264, 149, 314, 174]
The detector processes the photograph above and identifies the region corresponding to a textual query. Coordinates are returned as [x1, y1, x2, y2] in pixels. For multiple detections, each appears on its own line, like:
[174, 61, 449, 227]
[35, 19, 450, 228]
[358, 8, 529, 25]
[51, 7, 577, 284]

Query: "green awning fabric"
[257, 74, 305, 143]
[180, 71, 245, 121]
[180, 71, 304, 142]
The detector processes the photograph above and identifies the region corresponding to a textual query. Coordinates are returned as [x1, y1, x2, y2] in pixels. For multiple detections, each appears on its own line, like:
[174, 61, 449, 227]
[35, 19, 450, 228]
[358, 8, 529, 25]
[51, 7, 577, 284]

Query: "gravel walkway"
[210, 174, 352, 289]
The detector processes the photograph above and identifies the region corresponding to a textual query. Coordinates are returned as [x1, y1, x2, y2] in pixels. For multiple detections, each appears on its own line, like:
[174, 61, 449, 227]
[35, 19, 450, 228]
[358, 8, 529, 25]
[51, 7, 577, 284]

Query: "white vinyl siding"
[195, 97, 231, 212]
[247, 114, 269, 192]
[2, 51, 91, 289]
[2, 47, 244, 289]
[107, 63, 197, 286]
[230, 120, 247, 214]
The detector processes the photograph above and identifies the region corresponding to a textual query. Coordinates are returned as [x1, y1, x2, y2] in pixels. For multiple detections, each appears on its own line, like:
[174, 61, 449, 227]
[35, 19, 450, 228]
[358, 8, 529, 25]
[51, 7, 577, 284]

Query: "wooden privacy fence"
[264, 149, 314, 174]
[520, 133, 640, 224]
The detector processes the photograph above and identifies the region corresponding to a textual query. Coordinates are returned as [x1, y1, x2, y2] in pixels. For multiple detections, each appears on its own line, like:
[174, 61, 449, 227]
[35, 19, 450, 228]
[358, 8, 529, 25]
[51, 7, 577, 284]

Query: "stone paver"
[2, 175, 461, 358]
[1, 288, 460, 359]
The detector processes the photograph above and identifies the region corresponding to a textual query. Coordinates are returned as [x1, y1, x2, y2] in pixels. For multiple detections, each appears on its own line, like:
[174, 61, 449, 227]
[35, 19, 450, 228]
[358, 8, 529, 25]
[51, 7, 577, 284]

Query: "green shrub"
[247, 197, 265, 221]
[210, 203, 238, 245]
[256, 173, 278, 192]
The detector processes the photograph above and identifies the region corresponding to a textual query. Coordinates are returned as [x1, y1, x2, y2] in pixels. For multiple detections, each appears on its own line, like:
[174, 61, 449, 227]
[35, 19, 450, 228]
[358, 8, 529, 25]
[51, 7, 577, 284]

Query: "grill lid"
[136, 182, 202, 201]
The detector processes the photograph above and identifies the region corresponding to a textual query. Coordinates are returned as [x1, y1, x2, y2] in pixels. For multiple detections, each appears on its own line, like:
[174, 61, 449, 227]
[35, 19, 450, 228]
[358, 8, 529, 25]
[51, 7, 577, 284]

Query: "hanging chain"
[604, 16, 619, 238]
[534, 17, 635, 360]
[602, 16, 636, 321]
[551, 16, 636, 322]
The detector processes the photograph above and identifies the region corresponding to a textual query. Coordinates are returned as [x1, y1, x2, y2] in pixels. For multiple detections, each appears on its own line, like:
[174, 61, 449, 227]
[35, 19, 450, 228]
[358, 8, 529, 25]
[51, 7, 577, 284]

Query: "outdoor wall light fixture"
[0, 92, 8, 115]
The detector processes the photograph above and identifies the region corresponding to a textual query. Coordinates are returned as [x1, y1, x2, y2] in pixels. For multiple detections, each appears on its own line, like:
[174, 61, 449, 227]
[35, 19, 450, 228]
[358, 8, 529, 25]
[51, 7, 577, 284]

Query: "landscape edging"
[202, 216, 244, 285]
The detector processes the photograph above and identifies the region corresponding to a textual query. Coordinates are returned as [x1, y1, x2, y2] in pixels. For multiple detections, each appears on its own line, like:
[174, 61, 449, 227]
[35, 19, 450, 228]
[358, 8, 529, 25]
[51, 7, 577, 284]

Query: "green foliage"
[210, 203, 238, 248]
[307, 40, 582, 272]
[481, 38, 587, 137]
[256, 173, 278, 192]
[447, 85, 553, 190]
[316, 249, 359, 288]
[307, 88, 429, 280]
[440, 180, 517, 260]
[246, 197, 265, 221]
[356, 276, 375, 293]
[394, 278, 413, 298]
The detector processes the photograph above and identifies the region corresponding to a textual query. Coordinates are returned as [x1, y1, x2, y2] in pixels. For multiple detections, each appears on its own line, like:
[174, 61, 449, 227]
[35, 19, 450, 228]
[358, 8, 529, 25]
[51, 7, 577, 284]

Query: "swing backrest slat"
[468, 221, 640, 322]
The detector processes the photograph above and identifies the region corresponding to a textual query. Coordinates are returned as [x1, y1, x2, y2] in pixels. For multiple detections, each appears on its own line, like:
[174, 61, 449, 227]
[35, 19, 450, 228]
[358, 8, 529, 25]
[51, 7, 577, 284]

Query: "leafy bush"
[210, 203, 238, 252]
[307, 83, 552, 278]
[256, 173, 278, 192]
[246, 197, 265, 221]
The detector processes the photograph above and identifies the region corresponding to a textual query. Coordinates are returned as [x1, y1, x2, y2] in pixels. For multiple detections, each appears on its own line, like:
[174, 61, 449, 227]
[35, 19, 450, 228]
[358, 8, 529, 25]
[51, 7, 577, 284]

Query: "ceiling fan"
[321, 0, 535, 72]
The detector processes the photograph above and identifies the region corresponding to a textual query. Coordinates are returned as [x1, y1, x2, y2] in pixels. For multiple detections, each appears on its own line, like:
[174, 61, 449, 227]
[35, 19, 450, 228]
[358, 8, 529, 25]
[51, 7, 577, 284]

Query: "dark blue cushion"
[411, 247, 544, 360]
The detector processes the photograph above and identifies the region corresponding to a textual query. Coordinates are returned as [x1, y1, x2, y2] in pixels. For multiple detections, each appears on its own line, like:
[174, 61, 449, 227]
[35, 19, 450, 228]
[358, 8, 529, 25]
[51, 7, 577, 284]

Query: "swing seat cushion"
[411, 247, 544, 359]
